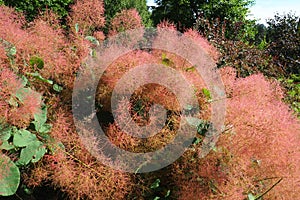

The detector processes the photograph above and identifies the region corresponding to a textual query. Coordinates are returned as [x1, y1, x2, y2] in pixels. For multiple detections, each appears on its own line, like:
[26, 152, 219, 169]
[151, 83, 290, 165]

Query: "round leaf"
[0, 127, 13, 141]
[29, 56, 44, 69]
[13, 130, 37, 147]
[0, 141, 15, 151]
[0, 154, 20, 196]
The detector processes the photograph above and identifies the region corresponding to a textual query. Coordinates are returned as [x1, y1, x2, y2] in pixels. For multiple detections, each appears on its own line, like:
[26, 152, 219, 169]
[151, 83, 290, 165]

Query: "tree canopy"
[151, 0, 254, 32]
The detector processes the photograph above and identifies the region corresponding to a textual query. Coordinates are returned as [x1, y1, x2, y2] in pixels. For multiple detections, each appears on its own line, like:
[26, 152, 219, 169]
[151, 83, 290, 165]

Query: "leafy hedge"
[2, 0, 73, 20]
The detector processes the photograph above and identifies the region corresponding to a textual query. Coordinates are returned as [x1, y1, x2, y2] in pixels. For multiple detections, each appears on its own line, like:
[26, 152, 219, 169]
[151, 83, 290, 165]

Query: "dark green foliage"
[104, 0, 152, 27]
[152, 0, 254, 36]
[29, 56, 44, 69]
[3, 0, 74, 21]
[254, 23, 267, 48]
[266, 12, 300, 75]
[279, 74, 300, 117]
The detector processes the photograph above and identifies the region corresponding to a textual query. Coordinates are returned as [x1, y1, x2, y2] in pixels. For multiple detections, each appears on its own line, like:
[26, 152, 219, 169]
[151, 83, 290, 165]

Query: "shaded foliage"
[266, 12, 300, 75]
[2, 0, 73, 21]
[195, 18, 282, 78]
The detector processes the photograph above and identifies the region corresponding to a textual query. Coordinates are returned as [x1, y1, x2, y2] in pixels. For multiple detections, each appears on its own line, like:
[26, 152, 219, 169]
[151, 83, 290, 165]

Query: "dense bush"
[0, 2, 299, 200]
[195, 15, 300, 116]
[195, 18, 282, 78]
[2, 0, 73, 21]
[68, 0, 106, 36]
[0, 5, 132, 199]
[266, 12, 300, 75]
[108, 8, 143, 36]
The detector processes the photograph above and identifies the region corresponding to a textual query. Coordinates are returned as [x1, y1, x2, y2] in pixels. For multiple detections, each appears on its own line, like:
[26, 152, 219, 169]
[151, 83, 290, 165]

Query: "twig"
[255, 177, 283, 200]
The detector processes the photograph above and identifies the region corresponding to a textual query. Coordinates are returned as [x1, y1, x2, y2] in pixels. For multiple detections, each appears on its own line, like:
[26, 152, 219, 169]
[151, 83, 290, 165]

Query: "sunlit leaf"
[32, 106, 48, 133]
[26, 72, 53, 84]
[53, 84, 63, 92]
[0, 141, 15, 151]
[150, 179, 160, 189]
[13, 129, 37, 147]
[16, 141, 45, 166]
[85, 36, 100, 46]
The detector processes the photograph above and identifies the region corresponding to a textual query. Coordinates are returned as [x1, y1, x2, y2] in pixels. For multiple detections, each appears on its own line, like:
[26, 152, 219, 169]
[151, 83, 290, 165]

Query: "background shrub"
[266, 12, 300, 75]
[2, 0, 74, 21]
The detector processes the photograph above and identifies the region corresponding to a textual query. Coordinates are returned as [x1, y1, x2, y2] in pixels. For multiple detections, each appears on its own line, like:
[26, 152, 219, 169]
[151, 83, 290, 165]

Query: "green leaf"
[15, 88, 31, 103]
[161, 53, 173, 66]
[33, 106, 48, 132]
[26, 72, 53, 84]
[0, 141, 15, 151]
[186, 117, 210, 136]
[197, 121, 211, 136]
[75, 23, 79, 33]
[13, 129, 37, 147]
[53, 84, 63, 92]
[165, 189, 171, 197]
[31, 144, 46, 163]
[29, 56, 44, 69]
[185, 66, 196, 72]
[192, 137, 202, 145]
[15, 88, 42, 105]
[202, 88, 211, 100]
[7, 97, 18, 107]
[20, 75, 28, 87]
[16, 141, 46, 166]
[38, 124, 52, 134]
[150, 179, 160, 189]
[0, 154, 20, 196]
[7, 46, 17, 57]
[153, 197, 160, 200]
[0, 127, 13, 141]
[247, 193, 256, 200]
[21, 184, 32, 195]
[85, 36, 100, 46]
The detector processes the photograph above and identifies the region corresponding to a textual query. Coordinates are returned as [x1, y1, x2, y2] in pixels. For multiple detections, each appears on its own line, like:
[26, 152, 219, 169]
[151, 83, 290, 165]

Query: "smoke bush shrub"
[109, 8, 143, 36]
[184, 29, 219, 62]
[218, 67, 300, 199]
[25, 108, 134, 199]
[0, 4, 133, 199]
[171, 67, 300, 199]
[1, 2, 299, 199]
[68, 0, 105, 36]
[157, 20, 177, 31]
[0, 68, 42, 127]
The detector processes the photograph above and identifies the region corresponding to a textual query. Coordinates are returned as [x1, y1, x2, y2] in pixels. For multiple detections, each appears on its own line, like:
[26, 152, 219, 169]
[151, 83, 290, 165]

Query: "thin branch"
[255, 177, 283, 200]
